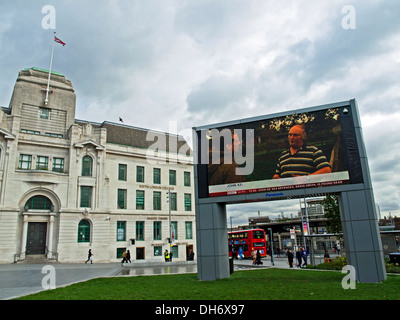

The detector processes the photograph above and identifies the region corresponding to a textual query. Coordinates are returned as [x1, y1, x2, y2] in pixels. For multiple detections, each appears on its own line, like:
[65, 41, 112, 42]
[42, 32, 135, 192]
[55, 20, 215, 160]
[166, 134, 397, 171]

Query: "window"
[118, 164, 127, 181]
[170, 192, 177, 211]
[40, 107, 50, 119]
[78, 220, 90, 243]
[171, 221, 178, 240]
[171, 245, 179, 258]
[82, 156, 93, 176]
[184, 193, 192, 211]
[153, 168, 161, 184]
[21, 129, 40, 135]
[19, 154, 32, 170]
[153, 221, 162, 240]
[184, 171, 191, 187]
[117, 189, 127, 209]
[185, 222, 193, 239]
[116, 248, 126, 259]
[52, 157, 64, 173]
[45, 132, 63, 138]
[80, 186, 92, 208]
[136, 190, 145, 210]
[136, 221, 144, 241]
[117, 221, 126, 241]
[169, 170, 176, 185]
[153, 191, 161, 210]
[154, 246, 162, 256]
[36, 156, 48, 170]
[136, 166, 144, 183]
[25, 195, 52, 210]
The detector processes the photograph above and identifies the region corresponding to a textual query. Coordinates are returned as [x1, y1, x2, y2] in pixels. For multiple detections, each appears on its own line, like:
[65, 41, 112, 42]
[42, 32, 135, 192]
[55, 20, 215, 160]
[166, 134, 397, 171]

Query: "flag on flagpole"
[54, 36, 66, 46]
[45, 33, 65, 105]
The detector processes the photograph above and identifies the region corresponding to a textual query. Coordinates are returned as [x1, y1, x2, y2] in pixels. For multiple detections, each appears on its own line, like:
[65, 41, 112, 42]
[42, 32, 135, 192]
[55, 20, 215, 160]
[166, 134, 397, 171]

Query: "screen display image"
[203, 107, 357, 197]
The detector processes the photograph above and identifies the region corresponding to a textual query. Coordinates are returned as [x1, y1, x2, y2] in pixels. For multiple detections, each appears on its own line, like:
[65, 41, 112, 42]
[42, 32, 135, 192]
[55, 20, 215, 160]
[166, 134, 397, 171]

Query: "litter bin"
[229, 258, 234, 274]
[389, 252, 400, 264]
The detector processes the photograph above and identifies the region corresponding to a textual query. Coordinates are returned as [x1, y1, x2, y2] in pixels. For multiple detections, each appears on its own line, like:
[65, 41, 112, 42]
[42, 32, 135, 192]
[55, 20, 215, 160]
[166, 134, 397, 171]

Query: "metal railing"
[14, 248, 59, 263]
[45, 247, 59, 262]
[14, 252, 26, 263]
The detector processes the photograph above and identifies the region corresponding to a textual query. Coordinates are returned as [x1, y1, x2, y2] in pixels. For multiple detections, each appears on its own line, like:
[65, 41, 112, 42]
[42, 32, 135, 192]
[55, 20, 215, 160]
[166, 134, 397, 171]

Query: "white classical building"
[0, 67, 195, 263]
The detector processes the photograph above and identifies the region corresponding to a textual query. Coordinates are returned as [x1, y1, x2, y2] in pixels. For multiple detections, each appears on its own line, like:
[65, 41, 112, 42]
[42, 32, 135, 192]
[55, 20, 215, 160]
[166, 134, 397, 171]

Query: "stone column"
[21, 215, 29, 257]
[47, 215, 54, 258]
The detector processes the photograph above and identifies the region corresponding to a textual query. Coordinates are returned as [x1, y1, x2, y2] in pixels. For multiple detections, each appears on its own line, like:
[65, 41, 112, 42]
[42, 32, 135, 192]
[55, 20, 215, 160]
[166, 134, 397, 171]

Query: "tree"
[323, 195, 342, 235]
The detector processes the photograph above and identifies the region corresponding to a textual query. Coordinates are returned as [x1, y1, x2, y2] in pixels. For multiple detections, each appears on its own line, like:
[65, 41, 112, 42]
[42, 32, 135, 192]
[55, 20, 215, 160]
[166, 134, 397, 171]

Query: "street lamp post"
[167, 190, 172, 244]
[269, 228, 274, 266]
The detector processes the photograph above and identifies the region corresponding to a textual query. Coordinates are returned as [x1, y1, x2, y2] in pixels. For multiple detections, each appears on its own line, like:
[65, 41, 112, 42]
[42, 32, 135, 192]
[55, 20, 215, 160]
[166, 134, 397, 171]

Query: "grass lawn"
[16, 268, 400, 300]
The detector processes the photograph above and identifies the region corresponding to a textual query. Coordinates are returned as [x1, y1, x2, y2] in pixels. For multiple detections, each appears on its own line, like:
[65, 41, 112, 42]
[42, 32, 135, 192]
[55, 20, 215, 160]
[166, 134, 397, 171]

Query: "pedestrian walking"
[189, 250, 195, 261]
[164, 249, 170, 262]
[255, 250, 262, 265]
[301, 247, 308, 266]
[126, 250, 131, 263]
[324, 249, 330, 263]
[295, 248, 302, 268]
[85, 249, 93, 264]
[336, 243, 341, 256]
[251, 248, 257, 265]
[232, 246, 237, 259]
[238, 247, 244, 260]
[287, 249, 294, 268]
[121, 250, 127, 264]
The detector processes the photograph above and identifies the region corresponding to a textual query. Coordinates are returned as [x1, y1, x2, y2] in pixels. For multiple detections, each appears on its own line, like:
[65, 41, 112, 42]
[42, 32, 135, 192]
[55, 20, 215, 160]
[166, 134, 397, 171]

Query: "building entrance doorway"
[26, 222, 47, 255]
[186, 245, 194, 260]
[136, 247, 145, 260]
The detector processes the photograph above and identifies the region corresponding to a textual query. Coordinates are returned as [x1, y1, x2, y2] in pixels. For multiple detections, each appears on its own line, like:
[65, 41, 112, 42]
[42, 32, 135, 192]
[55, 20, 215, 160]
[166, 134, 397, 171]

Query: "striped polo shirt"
[275, 145, 331, 178]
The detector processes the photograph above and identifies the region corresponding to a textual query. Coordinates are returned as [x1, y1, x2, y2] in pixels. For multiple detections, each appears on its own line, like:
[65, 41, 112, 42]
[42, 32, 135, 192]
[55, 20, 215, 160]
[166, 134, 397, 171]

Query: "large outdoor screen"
[195, 103, 363, 198]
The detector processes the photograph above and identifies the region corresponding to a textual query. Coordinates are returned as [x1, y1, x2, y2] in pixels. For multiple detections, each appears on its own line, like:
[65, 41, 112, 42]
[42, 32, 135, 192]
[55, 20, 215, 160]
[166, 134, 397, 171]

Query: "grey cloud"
[186, 73, 254, 121]
[1, 1, 399, 218]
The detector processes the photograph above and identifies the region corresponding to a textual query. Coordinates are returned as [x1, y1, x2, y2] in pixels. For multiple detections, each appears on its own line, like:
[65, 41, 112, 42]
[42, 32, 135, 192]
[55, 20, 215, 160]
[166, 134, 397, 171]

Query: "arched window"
[78, 220, 91, 243]
[81, 156, 93, 176]
[25, 195, 53, 210]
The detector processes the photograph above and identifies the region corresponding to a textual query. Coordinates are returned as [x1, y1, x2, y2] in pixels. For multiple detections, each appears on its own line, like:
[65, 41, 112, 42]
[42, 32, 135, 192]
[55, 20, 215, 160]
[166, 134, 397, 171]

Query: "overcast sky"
[0, 1, 399, 226]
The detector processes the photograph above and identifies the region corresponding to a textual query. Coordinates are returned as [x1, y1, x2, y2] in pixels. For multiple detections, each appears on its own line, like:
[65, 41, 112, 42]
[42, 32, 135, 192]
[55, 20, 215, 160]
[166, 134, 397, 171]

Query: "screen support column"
[339, 189, 386, 283]
[195, 202, 230, 281]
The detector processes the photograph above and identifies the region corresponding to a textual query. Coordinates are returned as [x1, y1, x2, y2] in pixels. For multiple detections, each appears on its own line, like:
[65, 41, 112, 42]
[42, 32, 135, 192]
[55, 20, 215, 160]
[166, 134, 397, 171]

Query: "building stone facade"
[0, 68, 195, 263]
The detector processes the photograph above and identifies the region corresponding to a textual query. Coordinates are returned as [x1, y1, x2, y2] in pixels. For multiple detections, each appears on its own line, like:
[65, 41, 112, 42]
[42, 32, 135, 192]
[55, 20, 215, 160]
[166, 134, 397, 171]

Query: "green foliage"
[384, 257, 400, 273]
[307, 256, 400, 273]
[322, 195, 342, 235]
[306, 256, 347, 270]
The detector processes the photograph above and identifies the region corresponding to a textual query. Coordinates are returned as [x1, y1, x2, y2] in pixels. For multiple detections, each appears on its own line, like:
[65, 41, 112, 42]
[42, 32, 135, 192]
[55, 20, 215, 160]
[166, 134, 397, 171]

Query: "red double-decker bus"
[228, 228, 267, 258]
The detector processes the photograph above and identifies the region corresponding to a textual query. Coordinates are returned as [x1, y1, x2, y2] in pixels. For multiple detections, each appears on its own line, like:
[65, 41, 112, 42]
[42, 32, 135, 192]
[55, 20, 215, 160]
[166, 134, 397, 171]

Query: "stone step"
[21, 254, 57, 264]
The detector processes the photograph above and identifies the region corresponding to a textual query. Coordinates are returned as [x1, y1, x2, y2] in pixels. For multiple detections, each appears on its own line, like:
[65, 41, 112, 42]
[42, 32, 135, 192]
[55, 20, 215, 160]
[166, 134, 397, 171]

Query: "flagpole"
[44, 32, 56, 106]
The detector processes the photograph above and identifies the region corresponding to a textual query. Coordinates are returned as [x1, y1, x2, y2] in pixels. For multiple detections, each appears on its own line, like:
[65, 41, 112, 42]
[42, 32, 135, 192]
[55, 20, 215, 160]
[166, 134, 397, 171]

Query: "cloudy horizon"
[1, 1, 399, 226]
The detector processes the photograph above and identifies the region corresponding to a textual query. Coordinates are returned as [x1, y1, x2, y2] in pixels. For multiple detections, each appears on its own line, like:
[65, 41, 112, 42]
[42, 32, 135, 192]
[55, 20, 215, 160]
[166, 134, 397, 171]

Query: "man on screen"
[272, 124, 331, 179]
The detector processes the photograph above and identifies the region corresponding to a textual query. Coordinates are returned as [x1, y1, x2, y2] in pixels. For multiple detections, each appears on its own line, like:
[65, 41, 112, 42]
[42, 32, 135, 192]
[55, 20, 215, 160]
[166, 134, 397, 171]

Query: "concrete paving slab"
[0, 263, 122, 300]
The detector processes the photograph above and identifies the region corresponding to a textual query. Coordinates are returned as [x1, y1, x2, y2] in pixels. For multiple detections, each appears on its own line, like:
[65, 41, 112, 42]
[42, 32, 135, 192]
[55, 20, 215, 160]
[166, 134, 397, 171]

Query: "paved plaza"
[0, 257, 296, 300]
[0, 262, 122, 300]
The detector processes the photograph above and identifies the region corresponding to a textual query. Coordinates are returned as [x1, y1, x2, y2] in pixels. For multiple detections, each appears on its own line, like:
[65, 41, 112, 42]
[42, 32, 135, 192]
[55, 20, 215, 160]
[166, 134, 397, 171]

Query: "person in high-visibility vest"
[164, 249, 170, 262]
